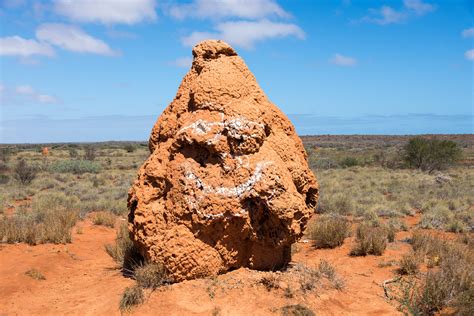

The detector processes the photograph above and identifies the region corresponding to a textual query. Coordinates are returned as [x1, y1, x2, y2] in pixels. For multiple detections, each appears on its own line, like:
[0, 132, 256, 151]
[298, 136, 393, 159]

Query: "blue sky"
[0, 0, 473, 143]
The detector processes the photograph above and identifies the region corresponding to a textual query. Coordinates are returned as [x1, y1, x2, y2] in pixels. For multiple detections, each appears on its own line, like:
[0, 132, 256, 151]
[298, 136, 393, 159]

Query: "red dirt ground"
[0, 215, 423, 316]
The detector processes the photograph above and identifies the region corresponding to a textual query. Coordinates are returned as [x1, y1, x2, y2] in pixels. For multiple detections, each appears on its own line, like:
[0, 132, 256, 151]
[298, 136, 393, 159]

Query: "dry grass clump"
[119, 285, 144, 312]
[308, 214, 351, 249]
[134, 263, 168, 289]
[92, 211, 116, 228]
[0, 192, 79, 244]
[13, 159, 37, 185]
[105, 223, 143, 274]
[317, 193, 354, 215]
[280, 304, 315, 316]
[350, 222, 388, 256]
[25, 268, 46, 280]
[395, 232, 473, 315]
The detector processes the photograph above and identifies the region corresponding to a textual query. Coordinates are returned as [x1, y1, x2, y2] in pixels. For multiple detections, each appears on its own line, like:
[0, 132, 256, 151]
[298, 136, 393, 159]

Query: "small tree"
[13, 159, 37, 185]
[404, 137, 461, 172]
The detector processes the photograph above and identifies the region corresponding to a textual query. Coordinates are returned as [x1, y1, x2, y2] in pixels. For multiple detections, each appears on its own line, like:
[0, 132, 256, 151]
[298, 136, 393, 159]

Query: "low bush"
[308, 214, 351, 248]
[13, 159, 37, 185]
[397, 253, 419, 275]
[49, 160, 101, 174]
[350, 222, 388, 256]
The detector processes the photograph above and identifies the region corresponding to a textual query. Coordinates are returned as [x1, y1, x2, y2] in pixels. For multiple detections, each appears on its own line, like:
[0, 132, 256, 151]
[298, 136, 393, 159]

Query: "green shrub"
[49, 160, 101, 174]
[308, 214, 351, 248]
[404, 137, 461, 172]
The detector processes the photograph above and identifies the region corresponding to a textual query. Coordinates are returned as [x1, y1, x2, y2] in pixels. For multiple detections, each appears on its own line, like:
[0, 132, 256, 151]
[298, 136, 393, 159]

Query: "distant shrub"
[49, 160, 101, 174]
[124, 144, 136, 153]
[83, 146, 96, 161]
[339, 157, 359, 168]
[404, 137, 461, 172]
[68, 148, 79, 159]
[0, 174, 9, 185]
[350, 222, 388, 256]
[13, 159, 37, 185]
[308, 214, 351, 249]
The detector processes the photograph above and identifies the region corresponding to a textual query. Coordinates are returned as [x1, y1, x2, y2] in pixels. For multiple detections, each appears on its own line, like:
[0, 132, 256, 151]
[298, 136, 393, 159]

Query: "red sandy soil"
[0, 215, 424, 316]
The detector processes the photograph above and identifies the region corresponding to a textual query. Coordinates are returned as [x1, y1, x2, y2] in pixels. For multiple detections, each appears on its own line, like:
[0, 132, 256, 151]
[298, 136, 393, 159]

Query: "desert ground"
[0, 135, 473, 315]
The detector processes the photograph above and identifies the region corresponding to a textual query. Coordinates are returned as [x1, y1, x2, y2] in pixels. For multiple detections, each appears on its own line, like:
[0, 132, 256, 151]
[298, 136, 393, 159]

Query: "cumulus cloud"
[462, 27, 474, 38]
[465, 49, 474, 61]
[360, 0, 435, 25]
[36, 23, 118, 56]
[182, 20, 305, 49]
[169, 0, 288, 20]
[10, 85, 61, 104]
[403, 0, 436, 15]
[330, 53, 357, 67]
[361, 6, 407, 25]
[53, 0, 157, 24]
[0, 36, 54, 57]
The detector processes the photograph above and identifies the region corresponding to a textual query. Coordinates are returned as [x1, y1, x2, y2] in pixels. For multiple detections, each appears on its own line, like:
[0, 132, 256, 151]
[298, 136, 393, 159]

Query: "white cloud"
[0, 36, 54, 57]
[362, 6, 406, 25]
[169, 0, 288, 20]
[36, 23, 118, 56]
[330, 53, 357, 67]
[182, 20, 305, 49]
[462, 28, 474, 38]
[403, 0, 436, 15]
[171, 57, 193, 68]
[465, 49, 474, 61]
[53, 0, 157, 24]
[15, 85, 35, 95]
[12, 84, 60, 104]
